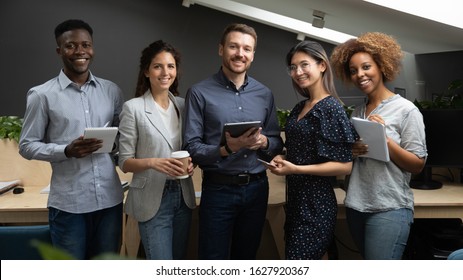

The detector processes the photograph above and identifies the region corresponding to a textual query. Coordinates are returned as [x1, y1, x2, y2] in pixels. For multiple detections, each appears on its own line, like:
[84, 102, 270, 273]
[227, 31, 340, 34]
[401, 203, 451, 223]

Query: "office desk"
[0, 185, 49, 224]
[0, 139, 51, 224]
[0, 138, 132, 225]
[411, 185, 463, 219]
[0, 168, 132, 225]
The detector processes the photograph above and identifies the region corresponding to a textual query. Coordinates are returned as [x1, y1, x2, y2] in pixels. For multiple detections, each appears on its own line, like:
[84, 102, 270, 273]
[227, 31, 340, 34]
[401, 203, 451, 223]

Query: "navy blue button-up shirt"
[183, 68, 283, 175]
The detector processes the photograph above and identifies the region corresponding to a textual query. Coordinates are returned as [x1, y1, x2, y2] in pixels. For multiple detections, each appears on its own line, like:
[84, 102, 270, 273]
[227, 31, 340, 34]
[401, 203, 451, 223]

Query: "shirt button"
[235, 92, 239, 96]
[238, 107, 242, 110]
[243, 154, 248, 158]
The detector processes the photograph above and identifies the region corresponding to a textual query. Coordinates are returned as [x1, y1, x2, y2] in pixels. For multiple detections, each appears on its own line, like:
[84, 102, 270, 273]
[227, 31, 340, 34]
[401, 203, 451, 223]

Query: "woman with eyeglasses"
[268, 41, 357, 259]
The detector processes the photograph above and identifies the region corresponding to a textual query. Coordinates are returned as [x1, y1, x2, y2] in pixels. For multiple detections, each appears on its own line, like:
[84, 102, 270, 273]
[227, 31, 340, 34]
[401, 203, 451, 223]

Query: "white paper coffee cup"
[171, 150, 190, 179]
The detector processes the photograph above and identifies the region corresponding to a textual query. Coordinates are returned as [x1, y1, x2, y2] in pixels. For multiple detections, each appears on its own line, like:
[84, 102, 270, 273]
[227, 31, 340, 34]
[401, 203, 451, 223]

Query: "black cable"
[432, 168, 455, 182]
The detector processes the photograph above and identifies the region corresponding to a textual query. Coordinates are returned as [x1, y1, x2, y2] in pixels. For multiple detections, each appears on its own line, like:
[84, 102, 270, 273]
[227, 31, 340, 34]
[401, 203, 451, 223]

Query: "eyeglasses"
[287, 62, 316, 75]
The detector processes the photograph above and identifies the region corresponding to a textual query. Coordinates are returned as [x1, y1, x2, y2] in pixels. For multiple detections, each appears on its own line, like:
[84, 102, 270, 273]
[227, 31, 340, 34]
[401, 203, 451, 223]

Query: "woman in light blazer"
[118, 40, 196, 260]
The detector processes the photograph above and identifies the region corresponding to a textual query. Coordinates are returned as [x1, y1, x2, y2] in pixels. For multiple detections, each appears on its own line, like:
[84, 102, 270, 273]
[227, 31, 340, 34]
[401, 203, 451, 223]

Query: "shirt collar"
[215, 67, 249, 90]
[58, 69, 96, 90]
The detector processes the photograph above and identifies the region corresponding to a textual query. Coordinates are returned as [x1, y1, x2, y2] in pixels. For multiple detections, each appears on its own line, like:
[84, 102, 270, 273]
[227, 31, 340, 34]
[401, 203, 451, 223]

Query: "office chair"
[0, 225, 51, 260]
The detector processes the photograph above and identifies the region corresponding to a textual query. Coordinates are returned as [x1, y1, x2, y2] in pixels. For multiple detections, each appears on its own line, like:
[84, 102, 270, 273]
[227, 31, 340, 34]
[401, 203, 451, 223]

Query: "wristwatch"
[224, 143, 236, 155]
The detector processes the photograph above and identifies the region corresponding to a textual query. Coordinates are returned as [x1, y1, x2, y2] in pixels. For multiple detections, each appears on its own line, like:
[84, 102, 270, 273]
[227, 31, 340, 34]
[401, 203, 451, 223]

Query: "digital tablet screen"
[220, 121, 262, 144]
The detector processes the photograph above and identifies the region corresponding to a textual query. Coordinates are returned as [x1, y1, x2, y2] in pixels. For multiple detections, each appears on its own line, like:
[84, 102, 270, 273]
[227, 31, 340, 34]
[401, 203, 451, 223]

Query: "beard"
[222, 58, 250, 75]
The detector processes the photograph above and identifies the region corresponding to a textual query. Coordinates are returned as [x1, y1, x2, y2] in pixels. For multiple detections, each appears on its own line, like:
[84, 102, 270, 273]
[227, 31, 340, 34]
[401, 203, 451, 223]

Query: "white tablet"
[351, 117, 390, 162]
[83, 127, 118, 153]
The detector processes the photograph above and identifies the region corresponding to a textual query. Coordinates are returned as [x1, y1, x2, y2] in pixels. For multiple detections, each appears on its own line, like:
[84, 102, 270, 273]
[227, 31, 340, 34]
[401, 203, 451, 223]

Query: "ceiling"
[187, 0, 463, 55]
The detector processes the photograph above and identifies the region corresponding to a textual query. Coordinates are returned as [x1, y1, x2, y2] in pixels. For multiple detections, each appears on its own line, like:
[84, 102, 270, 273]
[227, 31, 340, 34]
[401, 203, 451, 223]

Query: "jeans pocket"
[48, 207, 61, 222]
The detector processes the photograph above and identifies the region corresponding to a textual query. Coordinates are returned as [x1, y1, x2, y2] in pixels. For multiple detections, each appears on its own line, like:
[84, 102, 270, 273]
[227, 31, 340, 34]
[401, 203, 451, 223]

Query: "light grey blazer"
[118, 91, 196, 222]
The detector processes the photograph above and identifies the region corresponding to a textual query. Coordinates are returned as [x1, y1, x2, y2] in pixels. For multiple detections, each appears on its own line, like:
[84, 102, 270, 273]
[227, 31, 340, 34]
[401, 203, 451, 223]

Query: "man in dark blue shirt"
[183, 23, 283, 259]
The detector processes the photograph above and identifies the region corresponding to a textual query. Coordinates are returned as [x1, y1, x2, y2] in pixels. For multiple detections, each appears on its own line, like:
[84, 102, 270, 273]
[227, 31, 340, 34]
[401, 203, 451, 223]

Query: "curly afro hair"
[330, 32, 403, 84]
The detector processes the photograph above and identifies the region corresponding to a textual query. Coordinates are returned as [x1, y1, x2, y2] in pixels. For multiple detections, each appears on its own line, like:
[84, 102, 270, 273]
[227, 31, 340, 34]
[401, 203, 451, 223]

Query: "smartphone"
[257, 158, 276, 168]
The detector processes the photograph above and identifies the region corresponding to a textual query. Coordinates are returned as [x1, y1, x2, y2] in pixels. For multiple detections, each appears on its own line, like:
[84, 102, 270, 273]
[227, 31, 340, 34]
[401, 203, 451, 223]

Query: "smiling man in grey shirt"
[19, 19, 124, 259]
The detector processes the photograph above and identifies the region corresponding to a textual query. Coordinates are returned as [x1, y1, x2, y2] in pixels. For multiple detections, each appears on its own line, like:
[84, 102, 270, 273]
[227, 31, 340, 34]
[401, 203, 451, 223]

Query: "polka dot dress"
[284, 96, 356, 260]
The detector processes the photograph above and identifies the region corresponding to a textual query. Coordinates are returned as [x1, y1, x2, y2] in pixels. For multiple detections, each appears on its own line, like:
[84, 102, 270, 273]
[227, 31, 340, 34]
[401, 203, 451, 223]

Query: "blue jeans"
[346, 207, 413, 260]
[198, 176, 269, 260]
[138, 180, 192, 260]
[49, 203, 122, 260]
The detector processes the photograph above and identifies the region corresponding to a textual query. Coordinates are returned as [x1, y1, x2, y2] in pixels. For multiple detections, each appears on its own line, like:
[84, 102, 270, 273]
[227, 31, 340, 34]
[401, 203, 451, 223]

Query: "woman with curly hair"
[330, 32, 427, 259]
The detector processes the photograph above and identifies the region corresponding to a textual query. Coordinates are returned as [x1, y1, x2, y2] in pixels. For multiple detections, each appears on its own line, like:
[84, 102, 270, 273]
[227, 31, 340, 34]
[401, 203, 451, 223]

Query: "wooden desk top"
[412, 183, 463, 206]
[0, 167, 133, 224]
[334, 183, 463, 207]
[2, 168, 463, 212]
[0, 185, 48, 212]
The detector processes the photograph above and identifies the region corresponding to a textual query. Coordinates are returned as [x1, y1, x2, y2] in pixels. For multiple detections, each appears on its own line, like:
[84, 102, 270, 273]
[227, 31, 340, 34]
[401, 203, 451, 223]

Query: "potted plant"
[0, 116, 23, 143]
[414, 79, 463, 110]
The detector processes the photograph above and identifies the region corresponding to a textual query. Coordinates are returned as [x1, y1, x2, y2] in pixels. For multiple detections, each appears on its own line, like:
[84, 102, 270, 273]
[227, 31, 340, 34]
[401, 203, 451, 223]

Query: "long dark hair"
[134, 40, 181, 97]
[286, 40, 341, 102]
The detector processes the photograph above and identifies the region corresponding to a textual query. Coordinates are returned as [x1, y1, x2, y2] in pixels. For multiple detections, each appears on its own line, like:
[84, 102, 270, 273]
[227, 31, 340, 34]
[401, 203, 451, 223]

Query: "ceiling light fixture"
[312, 10, 325, 29]
[182, 0, 193, 8]
[296, 33, 306, 41]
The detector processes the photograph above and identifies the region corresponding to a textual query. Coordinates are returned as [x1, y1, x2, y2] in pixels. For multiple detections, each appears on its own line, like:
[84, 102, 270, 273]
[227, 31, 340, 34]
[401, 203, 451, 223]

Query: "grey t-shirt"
[345, 94, 427, 212]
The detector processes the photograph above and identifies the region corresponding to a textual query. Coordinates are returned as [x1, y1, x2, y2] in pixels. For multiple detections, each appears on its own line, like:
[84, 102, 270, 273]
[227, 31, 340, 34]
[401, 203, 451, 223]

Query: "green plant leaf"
[31, 240, 138, 260]
[448, 79, 463, 91]
[31, 240, 75, 260]
[0, 116, 23, 142]
[276, 108, 291, 130]
[414, 79, 463, 110]
[343, 105, 355, 118]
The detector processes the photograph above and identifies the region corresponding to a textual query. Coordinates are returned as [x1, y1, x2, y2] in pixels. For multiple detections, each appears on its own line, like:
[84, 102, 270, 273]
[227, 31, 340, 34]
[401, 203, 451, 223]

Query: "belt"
[203, 171, 266, 186]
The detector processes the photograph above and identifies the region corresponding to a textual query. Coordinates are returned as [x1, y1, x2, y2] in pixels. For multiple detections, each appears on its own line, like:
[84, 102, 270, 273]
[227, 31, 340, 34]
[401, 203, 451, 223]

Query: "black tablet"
[220, 121, 262, 144]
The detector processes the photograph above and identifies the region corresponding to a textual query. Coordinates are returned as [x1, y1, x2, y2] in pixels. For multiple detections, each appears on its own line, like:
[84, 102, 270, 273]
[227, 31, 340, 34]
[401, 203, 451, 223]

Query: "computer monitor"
[410, 109, 463, 190]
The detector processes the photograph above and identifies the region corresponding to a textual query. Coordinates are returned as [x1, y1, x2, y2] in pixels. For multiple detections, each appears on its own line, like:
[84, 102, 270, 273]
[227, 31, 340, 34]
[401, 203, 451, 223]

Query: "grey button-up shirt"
[346, 94, 427, 212]
[19, 70, 124, 213]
